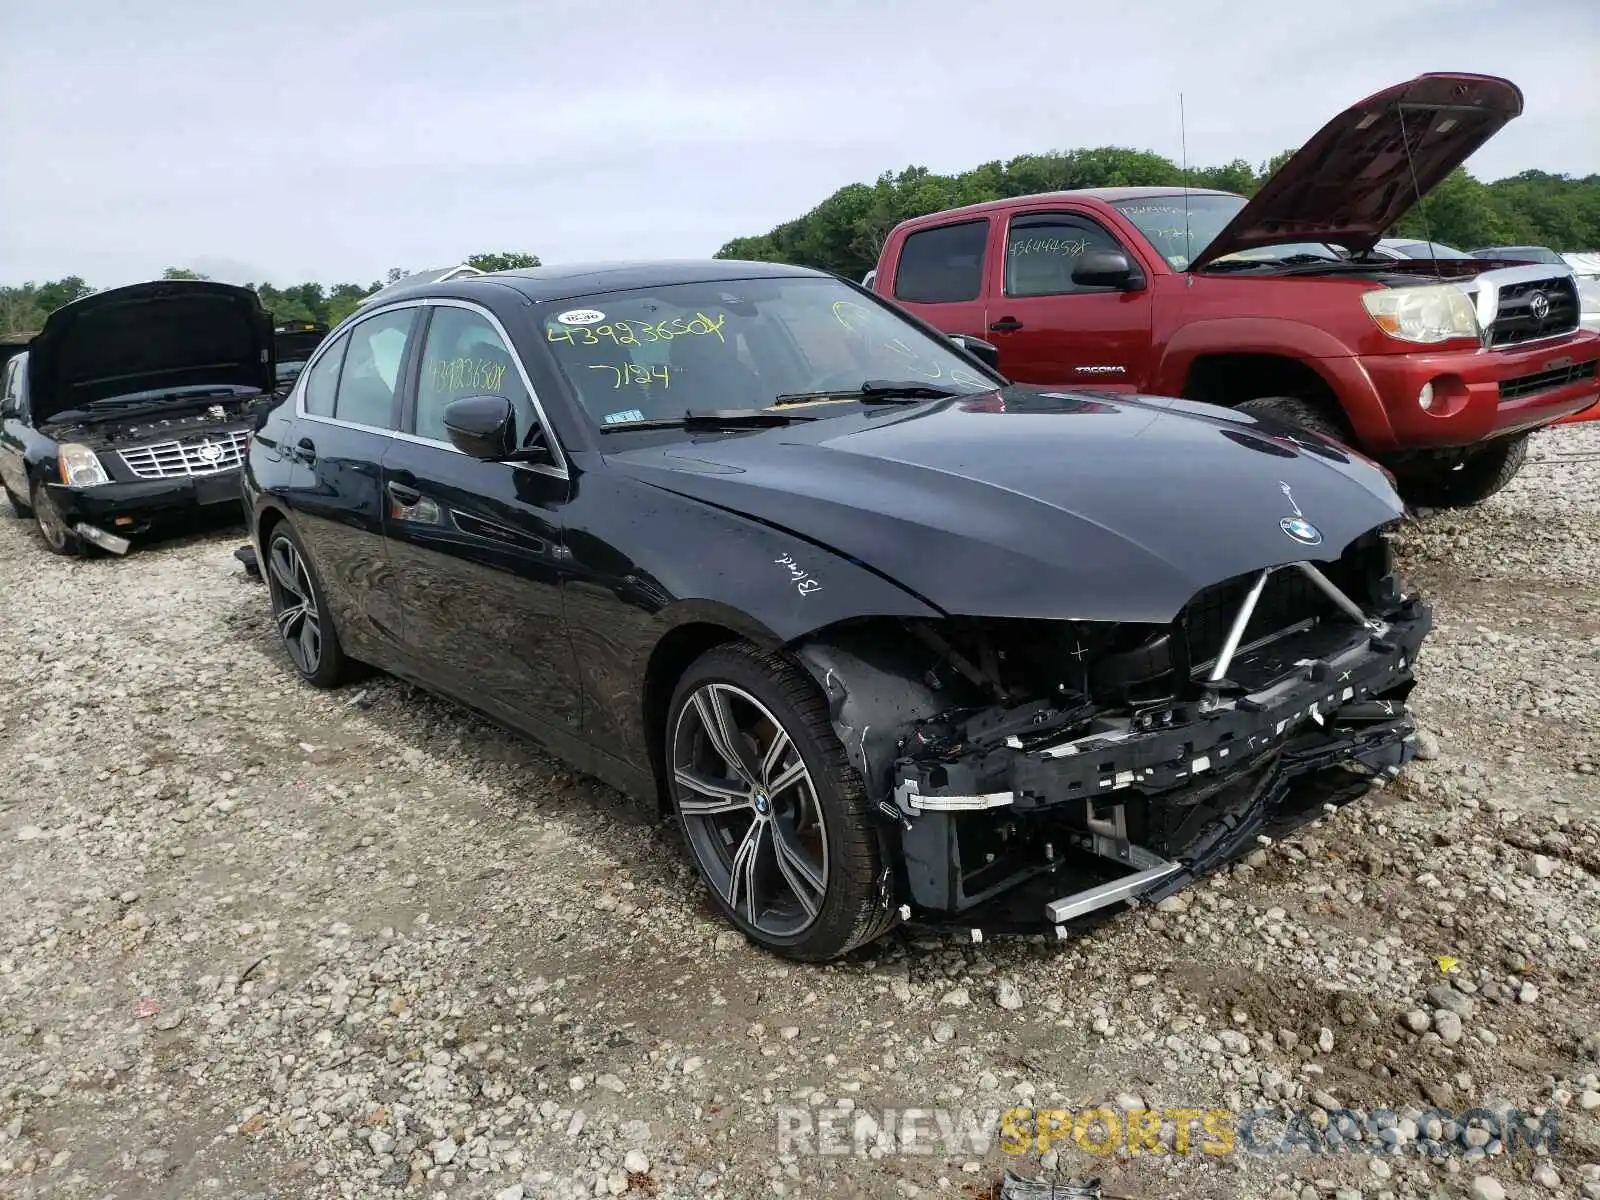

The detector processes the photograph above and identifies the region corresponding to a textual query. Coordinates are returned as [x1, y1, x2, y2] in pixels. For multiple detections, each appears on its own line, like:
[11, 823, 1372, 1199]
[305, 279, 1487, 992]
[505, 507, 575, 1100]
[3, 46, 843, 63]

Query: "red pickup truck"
[869, 73, 1600, 508]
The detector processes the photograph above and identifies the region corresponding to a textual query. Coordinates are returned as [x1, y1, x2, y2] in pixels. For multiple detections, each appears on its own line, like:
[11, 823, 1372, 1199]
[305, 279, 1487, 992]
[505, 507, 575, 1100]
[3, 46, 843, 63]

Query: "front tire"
[30, 482, 81, 555]
[263, 521, 350, 687]
[666, 643, 897, 961]
[1233, 395, 1352, 444]
[1394, 435, 1529, 510]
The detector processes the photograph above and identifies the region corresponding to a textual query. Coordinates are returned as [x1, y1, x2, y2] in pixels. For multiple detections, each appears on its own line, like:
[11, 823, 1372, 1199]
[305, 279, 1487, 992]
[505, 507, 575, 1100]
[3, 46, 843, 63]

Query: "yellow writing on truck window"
[429, 357, 507, 394]
[548, 312, 727, 348]
[588, 363, 671, 389]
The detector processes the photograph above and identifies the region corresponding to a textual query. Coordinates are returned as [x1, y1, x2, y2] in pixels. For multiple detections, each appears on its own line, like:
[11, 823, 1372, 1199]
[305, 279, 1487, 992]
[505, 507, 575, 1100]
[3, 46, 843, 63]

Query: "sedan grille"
[1487, 275, 1579, 348]
[1179, 541, 1378, 673]
[118, 429, 249, 479]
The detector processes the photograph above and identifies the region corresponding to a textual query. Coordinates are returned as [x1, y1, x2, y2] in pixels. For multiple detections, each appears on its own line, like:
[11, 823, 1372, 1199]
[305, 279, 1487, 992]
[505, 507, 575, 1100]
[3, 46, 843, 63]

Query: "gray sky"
[3, 0, 1596, 289]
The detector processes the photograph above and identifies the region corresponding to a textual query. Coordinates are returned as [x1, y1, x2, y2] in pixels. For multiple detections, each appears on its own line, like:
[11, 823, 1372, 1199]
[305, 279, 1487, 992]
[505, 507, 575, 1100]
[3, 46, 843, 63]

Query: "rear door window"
[332, 309, 415, 430]
[894, 220, 988, 303]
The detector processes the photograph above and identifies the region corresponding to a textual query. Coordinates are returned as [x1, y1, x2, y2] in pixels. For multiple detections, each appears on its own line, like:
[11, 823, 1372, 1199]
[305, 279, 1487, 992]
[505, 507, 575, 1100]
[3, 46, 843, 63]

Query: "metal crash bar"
[1206, 561, 1380, 684]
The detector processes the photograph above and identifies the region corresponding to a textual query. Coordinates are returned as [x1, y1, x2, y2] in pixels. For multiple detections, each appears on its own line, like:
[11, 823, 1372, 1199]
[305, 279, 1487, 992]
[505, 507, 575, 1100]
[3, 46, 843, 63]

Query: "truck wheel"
[1394, 435, 1529, 510]
[4, 484, 30, 518]
[30, 482, 82, 556]
[1232, 395, 1351, 444]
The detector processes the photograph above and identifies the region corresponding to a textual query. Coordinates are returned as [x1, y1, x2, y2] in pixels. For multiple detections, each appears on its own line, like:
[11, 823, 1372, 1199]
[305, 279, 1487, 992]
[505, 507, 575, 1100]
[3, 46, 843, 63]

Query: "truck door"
[983, 210, 1153, 390]
[880, 218, 992, 344]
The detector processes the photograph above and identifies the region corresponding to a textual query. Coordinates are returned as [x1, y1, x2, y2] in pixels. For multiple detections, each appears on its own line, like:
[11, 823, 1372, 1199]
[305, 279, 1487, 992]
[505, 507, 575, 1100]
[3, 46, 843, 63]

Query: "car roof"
[371, 259, 833, 306]
[892, 187, 1238, 228]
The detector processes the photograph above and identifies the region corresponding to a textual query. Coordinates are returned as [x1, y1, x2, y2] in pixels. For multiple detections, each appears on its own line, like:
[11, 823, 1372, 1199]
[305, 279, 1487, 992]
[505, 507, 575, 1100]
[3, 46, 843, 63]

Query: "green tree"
[161, 266, 208, 280]
[466, 251, 541, 272]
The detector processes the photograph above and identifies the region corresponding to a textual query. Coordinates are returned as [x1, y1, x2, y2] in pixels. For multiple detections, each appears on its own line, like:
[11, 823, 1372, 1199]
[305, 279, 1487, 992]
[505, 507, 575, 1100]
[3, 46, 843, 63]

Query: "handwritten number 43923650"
[775, 553, 821, 596]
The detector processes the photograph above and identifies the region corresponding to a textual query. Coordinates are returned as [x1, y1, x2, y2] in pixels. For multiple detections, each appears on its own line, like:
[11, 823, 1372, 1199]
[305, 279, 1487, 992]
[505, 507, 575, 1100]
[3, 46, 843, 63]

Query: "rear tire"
[4, 484, 30, 518]
[263, 521, 351, 687]
[665, 643, 898, 961]
[30, 482, 81, 555]
[1394, 435, 1529, 510]
[1233, 395, 1352, 444]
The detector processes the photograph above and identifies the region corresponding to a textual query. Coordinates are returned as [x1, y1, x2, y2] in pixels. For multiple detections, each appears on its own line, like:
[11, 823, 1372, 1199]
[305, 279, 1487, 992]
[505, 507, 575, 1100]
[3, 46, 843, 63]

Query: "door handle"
[989, 317, 1023, 332]
[386, 481, 422, 507]
[295, 436, 316, 464]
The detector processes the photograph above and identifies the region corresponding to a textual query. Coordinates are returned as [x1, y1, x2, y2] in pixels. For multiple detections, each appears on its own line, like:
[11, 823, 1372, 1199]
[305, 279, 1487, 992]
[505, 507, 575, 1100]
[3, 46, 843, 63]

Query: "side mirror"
[442, 394, 519, 459]
[1072, 249, 1142, 290]
[442, 394, 553, 464]
[949, 334, 1000, 371]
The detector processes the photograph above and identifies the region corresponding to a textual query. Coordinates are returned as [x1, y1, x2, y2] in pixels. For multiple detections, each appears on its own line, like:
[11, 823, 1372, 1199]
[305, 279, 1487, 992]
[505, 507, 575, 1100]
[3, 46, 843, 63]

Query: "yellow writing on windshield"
[429, 356, 507, 394]
[589, 363, 671, 389]
[548, 312, 727, 348]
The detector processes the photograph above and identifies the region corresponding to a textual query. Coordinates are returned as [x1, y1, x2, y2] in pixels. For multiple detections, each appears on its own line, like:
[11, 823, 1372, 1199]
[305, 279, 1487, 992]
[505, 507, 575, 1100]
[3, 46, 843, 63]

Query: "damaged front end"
[796, 530, 1430, 939]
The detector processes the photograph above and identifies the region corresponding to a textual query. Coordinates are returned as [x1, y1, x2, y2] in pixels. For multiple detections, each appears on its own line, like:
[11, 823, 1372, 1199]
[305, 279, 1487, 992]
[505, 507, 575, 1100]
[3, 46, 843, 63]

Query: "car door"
[283, 305, 417, 662]
[0, 357, 27, 499]
[382, 299, 584, 738]
[984, 209, 1153, 389]
[884, 218, 992, 342]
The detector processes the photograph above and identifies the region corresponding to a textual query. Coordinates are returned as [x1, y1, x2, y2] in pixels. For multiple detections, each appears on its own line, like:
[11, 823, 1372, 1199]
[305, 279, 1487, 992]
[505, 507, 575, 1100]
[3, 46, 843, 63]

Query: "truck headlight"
[57, 443, 110, 487]
[1361, 285, 1480, 345]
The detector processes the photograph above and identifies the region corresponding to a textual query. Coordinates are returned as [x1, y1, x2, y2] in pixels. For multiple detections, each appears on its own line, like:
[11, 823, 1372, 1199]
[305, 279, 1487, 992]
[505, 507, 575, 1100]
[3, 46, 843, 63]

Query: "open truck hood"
[28, 279, 274, 423]
[1191, 73, 1524, 270]
[606, 388, 1405, 624]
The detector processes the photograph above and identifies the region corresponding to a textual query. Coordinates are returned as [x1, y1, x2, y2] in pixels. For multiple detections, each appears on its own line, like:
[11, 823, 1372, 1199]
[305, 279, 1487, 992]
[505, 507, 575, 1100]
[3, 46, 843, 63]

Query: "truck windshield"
[536, 276, 998, 429]
[1111, 194, 1339, 270]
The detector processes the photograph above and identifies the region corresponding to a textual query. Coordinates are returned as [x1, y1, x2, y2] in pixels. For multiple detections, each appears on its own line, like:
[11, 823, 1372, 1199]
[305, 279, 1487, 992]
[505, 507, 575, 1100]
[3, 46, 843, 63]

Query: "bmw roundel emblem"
[1281, 516, 1323, 546]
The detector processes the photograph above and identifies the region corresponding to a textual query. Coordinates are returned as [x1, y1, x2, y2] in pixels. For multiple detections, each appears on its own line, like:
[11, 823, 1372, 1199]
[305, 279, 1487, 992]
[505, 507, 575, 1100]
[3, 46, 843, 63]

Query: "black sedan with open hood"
[0, 280, 275, 555]
[242, 260, 1431, 960]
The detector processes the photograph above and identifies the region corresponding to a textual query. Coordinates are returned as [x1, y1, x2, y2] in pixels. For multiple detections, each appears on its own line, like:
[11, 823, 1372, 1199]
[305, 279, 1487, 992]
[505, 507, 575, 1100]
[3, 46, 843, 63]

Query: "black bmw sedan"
[244, 260, 1431, 960]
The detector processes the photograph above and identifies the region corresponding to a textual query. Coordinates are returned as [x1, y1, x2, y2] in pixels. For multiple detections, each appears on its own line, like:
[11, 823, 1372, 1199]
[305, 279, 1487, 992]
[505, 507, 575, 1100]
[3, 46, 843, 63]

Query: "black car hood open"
[28, 279, 274, 423]
[1191, 72, 1523, 270]
[605, 389, 1405, 625]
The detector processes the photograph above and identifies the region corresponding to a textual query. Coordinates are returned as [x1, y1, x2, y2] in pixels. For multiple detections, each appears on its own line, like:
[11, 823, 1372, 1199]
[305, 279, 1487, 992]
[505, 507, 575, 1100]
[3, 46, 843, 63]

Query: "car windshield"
[536, 276, 998, 428]
[1111, 194, 1340, 270]
[1388, 241, 1473, 260]
[1473, 246, 1563, 265]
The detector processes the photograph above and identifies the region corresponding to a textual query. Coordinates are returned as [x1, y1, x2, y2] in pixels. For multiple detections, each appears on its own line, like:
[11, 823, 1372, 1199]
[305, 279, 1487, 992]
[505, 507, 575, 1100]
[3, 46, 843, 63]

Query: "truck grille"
[119, 429, 249, 479]
[1487, 276, 1580, 348]
[1499, 359, 1598, 402]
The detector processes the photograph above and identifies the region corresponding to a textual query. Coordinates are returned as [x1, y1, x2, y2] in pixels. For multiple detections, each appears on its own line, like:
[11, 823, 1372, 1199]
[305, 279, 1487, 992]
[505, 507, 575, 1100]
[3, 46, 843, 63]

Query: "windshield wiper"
[771, 379, 963, 407]
[597, 408, 819, 432]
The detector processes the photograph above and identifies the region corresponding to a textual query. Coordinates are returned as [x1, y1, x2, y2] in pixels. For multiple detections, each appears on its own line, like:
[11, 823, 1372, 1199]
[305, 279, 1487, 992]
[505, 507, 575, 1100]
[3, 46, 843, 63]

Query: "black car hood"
[605, 389, 1405, 625]
[28, 280, 274, 423]
[1192, 72, 1523, 269]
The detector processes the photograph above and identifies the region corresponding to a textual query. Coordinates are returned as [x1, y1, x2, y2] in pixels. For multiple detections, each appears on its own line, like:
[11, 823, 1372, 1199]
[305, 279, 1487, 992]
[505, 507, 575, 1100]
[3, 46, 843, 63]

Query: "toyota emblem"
[1528, 291, 1550, 321]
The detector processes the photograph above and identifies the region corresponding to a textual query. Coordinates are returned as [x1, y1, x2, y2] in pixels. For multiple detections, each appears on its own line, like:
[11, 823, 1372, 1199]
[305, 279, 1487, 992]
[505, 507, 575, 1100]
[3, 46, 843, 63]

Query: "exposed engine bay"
[795, 529, 1431, 936]
[40, 389, 275, 450]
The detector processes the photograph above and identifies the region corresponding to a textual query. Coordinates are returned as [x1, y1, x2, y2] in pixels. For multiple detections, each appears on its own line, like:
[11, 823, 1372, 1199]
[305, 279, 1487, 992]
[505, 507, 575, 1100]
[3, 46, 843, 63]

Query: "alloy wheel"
[33, 486, 70, 551]
[267, 534, 322, 675]
[672, 682, 830, 938]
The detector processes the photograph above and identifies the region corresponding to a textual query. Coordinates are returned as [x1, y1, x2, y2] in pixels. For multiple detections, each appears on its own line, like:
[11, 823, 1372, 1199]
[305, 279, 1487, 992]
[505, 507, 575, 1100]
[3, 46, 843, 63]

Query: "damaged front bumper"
[843, 567, 1433, 938]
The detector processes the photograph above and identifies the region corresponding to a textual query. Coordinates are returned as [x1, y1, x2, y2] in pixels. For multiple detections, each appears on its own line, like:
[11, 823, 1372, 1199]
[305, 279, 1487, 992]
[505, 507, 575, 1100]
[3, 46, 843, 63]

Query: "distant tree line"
[0, 251, 542, 337]
[713, 147, 1600, 281]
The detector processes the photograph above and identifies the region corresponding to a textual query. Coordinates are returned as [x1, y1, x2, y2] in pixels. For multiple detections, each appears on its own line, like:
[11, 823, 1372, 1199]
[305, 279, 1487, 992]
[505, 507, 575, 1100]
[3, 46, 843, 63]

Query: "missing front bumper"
[889, 591, 1430, 934]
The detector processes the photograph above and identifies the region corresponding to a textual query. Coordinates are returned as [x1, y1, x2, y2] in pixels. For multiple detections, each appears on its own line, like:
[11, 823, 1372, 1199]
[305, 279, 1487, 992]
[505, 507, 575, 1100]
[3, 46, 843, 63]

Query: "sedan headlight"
[57, 443, 110, 487]
[1361, 285, 1480, 345]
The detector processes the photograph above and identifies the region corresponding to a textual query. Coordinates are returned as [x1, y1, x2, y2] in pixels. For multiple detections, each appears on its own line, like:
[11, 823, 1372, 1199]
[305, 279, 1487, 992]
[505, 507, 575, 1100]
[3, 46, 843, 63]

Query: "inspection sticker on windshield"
[602, 408, 645, 425]
[556, 308, 606, 326]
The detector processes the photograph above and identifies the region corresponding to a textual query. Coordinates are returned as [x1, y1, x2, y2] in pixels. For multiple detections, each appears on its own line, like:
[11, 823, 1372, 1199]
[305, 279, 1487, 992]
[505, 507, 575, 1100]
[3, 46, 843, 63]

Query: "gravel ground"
[1, 424, 1597, 1200]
